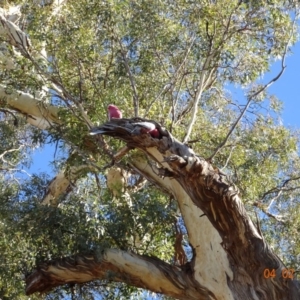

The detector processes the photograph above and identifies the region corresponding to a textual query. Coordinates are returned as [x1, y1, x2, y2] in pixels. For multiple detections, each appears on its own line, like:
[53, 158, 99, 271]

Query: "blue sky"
[268, 42, 300, 128]
[19, 25, 300, 300]
[28, 41, 300, 174]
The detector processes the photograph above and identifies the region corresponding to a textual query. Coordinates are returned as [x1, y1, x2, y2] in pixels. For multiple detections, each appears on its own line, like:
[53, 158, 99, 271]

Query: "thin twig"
[170, 74, 185, 132]
[260, 176, 300, 203]
[264, 209, 285, 223]
[0, 145, 23, 165]
[145, 35, 196, 118]
[220, 145, 236, 171]
[0, 167, 32, 178]
[4, 14, 94, 130]
[208, 14, 297, 161]
[253, 202, 286, 223]
[266, 190, 283, 212]
[117, 37, 139, 117]
[183, 56, 215, 143]
[208, 54, 287, 161]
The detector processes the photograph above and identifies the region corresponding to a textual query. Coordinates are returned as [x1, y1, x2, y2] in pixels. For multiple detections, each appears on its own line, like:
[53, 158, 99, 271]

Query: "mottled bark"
[25, 118, 300, 299]
[131, 157, 233, 299]
[26, 249, 214, 300]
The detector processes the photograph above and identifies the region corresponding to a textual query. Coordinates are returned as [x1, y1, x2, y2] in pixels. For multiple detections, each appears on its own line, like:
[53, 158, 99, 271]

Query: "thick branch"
[0, 11, 31, 56]
[0, 84, 59, 129]
[25, 249, 213, 300]
[90, 118, 300, 299]
[131, 157, 234, 299]
[183, 55, 214, 144]
[90, 118, 260, 243]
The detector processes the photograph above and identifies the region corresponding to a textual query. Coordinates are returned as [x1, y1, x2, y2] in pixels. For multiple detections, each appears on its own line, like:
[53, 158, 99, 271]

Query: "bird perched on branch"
[108, 104, 122, 120]
[90, 119, 161, 139]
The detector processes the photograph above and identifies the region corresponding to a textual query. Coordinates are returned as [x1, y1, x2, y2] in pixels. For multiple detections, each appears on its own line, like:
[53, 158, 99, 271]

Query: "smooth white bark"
[0, 84, 59, 129]
[26, 248, 198, 299]
[132, 155, 234, 300]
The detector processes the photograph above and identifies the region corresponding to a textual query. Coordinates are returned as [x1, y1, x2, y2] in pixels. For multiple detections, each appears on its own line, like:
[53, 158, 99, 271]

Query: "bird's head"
[108, 104, 118, 110]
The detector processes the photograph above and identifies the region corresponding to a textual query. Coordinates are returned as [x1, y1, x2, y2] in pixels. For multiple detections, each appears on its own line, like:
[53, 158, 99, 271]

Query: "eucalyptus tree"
[1, 0, 300, 299]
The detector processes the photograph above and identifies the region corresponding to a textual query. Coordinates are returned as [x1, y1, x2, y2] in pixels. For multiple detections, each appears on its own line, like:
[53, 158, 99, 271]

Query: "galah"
[108, 104, 122, 120]
[90, 120, 160, 139]
[132, 122, 160, 138]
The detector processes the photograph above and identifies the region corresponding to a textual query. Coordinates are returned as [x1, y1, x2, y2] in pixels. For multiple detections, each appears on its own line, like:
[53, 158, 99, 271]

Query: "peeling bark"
[25, 249, 214, 300]
[131, 157, 233, 300]
[25, 118, 300, 299]
[0, 10, 31, 55]
[88, 119, 300, 299]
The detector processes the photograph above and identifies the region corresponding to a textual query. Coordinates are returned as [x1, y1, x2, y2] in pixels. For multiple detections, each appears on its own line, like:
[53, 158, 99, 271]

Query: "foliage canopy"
[0, 0, 300, 298]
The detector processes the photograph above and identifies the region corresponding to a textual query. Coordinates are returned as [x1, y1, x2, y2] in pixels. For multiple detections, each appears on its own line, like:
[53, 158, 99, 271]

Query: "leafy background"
[1, 0, 300, 299]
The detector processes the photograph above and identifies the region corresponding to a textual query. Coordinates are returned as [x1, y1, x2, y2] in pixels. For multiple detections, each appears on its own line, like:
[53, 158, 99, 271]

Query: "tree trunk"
[25, 118, 300, 299]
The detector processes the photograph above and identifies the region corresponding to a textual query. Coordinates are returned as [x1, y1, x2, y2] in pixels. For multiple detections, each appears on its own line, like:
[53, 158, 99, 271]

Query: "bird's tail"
[90, 128, 106, 135]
